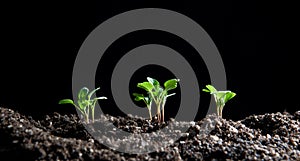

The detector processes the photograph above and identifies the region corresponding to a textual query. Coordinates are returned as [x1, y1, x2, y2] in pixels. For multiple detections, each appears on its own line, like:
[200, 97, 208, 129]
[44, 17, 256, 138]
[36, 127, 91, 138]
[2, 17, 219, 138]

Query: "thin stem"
[85, 113, 89, 123]
[149, 92, 158, 104]
[91, 100, 97, 123]
[161, 97, 167, 123]
[91, 107, 95, 123]
[217, 105, 223, 118]
[147, 107, 152, 120]
[87, 105, 90, 121]
[73, 104, 84, 115]
[162, 107, 164, 122]
[149, 91, 160, 121]
[220, 105, 224, 118]
[156, 103, 161, 122]
[158, 92, 169, 123]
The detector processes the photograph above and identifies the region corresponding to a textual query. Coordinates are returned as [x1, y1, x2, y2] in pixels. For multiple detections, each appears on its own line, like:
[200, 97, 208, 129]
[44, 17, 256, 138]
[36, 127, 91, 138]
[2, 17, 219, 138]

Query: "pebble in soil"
[0, 107, 299, 160]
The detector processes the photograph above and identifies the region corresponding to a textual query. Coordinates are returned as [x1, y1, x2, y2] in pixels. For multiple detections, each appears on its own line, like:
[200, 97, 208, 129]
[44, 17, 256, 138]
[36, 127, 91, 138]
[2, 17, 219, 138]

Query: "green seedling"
[59, 87, 107, 123]
[133, 77, 179, 122]
[202, 85, 236, 118]
[132, 93, 153, 120]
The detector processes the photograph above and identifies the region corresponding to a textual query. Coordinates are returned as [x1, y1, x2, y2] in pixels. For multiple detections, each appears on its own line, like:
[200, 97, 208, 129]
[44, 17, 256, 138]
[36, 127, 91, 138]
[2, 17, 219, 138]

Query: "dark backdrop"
[0, 1, 299, 121]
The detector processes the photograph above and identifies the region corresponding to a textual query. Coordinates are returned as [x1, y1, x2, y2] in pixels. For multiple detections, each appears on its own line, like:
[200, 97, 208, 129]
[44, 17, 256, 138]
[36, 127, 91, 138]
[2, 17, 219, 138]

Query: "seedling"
[59, 87, 107, 123]
[132, 93, 153, 120]
[133, 77, 179, 122]
[202, 85, 236, 118]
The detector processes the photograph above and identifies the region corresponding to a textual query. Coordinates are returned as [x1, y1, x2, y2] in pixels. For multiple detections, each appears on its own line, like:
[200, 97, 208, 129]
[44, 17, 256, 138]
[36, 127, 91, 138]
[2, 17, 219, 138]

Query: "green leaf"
[203, 85, 217, 93]
[96, 96, 107, 100]
[144, 97, 152, 106]
[133, 93, 145, 101]
[59, 99, 74, 105]
[78, 87, 89, 100]
[224, 92, 236, 103]
[147, 77, 161, 96]
[78, 99, 88, 110]
[89, 99, 97, 106]
[202, 89, 210, 92]
[89, 97, 106, 108]
[147, 77, 160, 87]
[215, 92, 227, 100]
[88, 87, 100, 99]
[164, 79, 180, 91]
[91, 97, 107, 105]
[166, 93, 176, 98]
[155, 87, 164, 98]
[137, 82, 154, 92]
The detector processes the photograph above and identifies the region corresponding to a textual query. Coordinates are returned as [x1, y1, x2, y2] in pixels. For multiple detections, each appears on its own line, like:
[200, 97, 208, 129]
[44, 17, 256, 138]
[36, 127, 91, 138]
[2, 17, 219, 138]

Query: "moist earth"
[0, 107, 299, 160]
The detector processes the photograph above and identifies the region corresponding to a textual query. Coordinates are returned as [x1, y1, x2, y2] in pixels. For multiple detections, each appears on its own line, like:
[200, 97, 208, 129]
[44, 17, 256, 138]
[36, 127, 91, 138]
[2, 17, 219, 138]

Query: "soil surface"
[1, 107, 299, 160]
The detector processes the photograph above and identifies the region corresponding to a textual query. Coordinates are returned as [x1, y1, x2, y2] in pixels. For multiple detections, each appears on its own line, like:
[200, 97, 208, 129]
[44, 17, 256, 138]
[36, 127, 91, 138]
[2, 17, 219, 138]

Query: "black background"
[0, 1, 299, 121]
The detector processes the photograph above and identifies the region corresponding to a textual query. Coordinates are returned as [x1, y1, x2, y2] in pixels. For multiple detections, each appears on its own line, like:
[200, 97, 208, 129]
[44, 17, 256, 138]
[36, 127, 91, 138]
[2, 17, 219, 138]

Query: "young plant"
[202, 85, 236, 118]
[59, 87, 107, 123]
[133, 77, 180, 122]
[132, 93, 152, 120]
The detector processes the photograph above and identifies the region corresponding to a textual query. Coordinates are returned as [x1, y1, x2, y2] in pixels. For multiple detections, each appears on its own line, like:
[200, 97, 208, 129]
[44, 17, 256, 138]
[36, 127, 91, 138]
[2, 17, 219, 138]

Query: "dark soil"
[1, 107, 299, 160]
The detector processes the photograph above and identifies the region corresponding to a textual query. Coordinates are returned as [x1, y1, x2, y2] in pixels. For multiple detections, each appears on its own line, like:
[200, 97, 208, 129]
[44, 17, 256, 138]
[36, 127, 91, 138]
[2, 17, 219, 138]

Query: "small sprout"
[133, 77, 179, 122]
[202, 85, 236, 118]
[133, 93, 152, 120]
[59, 87, 107, 123]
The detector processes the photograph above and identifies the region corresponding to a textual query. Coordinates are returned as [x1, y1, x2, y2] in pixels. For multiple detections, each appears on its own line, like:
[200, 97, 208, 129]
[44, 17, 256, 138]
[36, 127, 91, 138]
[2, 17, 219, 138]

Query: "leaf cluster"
[59, 87, 107, 123]
[133, 77, 179, 122]
[202, 85, 236, 117]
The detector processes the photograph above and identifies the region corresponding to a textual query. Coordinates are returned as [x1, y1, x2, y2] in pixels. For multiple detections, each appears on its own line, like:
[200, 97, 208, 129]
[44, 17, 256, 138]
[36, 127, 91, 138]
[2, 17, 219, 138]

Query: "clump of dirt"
[0, 107, 299, 160]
